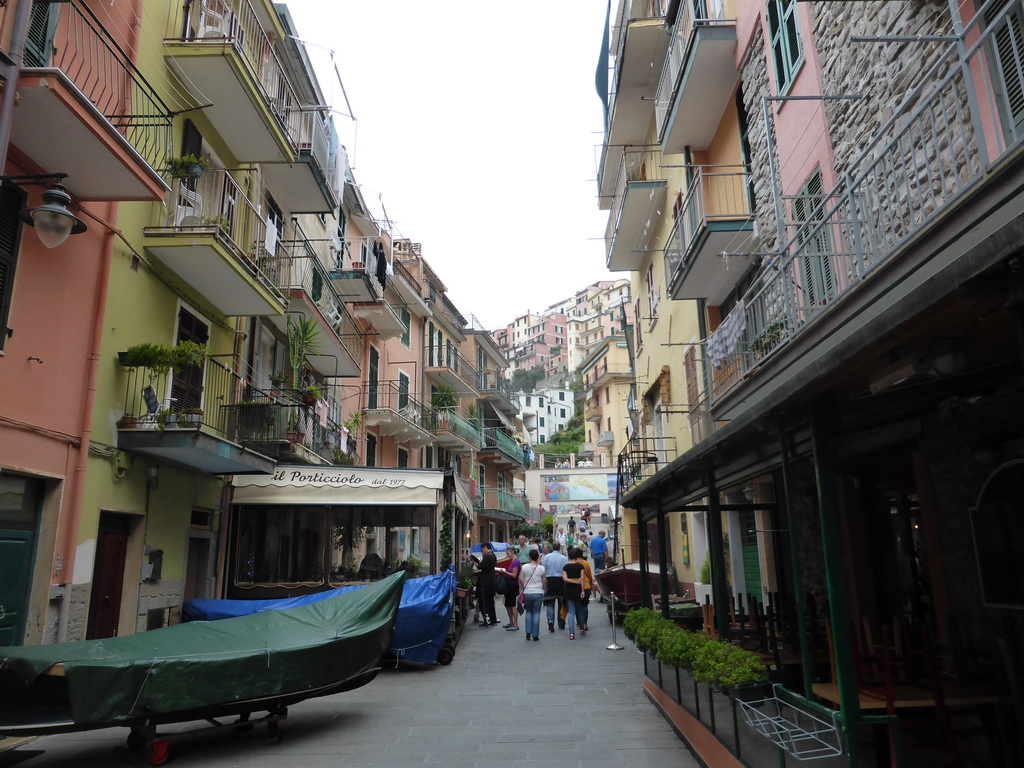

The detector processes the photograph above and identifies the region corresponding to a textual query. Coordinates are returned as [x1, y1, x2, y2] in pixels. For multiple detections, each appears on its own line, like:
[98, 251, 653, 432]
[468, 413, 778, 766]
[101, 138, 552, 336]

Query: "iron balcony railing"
[607, 0, 670, 130]
[477, 487, 529, 518]
[168, 0, 301, 151]
[664, 165, 753, 290]
[482, 428, 527, 466]
[364, 380, 429, 430]
[272, 242, 365, 366]
[654, 0, 734, 139]
[152, 173, 285, 303]
[700, 0, 1024, 407]
[28, 0, 173, 172]
[477, 369, 516, 406]
[604, 146, 665, 249]
[426, 287, 467, 329]
[425, 341, 480, 390]
[616, 434, 678, 493]
[286, 107, 338, 196]
[222, 385, 342, 464]
[392, 258, 422, 294]
[427, 407, 484, 448]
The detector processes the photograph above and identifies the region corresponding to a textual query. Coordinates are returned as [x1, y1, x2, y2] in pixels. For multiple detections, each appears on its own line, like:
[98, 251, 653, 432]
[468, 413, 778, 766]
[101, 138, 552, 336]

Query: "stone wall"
[136, 578, 185, 632]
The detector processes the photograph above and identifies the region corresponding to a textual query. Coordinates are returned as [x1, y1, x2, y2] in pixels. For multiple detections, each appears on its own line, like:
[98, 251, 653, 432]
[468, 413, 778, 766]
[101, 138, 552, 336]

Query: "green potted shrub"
[656, 628, 713, 672]
[166, 153, 211, 178]
[691, 639, 769, 700]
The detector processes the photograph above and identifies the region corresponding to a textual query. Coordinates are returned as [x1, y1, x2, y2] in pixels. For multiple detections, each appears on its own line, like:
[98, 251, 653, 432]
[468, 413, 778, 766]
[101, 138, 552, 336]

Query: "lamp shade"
[19, 184, 87, 248]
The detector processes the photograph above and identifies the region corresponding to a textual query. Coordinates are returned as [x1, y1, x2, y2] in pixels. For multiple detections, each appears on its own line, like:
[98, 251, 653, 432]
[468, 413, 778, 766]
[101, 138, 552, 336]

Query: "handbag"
[517, 565, 538, 615]
[495, 574, 507, 594]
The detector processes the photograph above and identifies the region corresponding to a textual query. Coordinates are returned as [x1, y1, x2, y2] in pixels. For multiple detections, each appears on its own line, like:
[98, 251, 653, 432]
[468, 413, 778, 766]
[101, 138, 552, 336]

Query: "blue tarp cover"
[184, 570, 454, 665]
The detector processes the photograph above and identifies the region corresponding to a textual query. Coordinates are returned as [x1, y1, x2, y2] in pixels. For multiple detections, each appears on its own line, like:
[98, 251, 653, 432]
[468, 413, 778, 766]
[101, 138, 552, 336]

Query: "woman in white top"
[519, 549, 547, 642]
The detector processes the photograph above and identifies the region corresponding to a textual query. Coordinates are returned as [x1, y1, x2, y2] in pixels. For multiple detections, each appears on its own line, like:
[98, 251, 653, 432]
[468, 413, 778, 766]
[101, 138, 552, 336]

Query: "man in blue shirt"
[541, 542, 568, 632]
[590, 530, 609, 573]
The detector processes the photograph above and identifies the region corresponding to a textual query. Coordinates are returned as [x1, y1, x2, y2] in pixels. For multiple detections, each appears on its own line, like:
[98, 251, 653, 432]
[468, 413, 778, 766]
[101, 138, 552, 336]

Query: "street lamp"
[19, 181, 87, 248]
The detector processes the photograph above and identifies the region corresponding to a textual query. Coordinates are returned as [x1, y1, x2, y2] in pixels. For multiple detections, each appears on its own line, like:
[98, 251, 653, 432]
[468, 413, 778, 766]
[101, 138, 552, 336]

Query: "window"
[767, 0, 802, 94]
[525, 396, 531, 406]
[559, 392, 565, 401]
[366, 432, 377, 467]
[792, 169, 836, 306]
[172, 307, 209, 410]
[561, 408, 566, 418]
[988, 0, 1024, 140]
[540, 417, 545, 427]
[540, 435, 546, 444]
[397, 447, 409, 468]
[399, 306, 411, 347]
[0, 184, 27, 351]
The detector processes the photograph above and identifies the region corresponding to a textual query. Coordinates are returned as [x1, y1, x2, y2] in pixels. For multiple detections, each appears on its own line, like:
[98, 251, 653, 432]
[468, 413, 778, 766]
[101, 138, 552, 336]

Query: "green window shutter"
[767, 0, 802, 94]
[988, 0, 1024, 137]
[24, 2, 61, 68]
[399, 306, 410, 347]
[0, 185, 27, 351]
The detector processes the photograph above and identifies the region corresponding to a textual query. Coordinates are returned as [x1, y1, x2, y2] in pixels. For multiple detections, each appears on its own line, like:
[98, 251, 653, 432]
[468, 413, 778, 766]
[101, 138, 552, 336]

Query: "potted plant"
[118, 341, 209, 375]
[182, 407, 204, 425]
[166, 153, 211, 178]
[287, 411, 305, 443]
[116, 413, 137, 429]
[301, 383, 323, 405]
[288, 317, 322, 392]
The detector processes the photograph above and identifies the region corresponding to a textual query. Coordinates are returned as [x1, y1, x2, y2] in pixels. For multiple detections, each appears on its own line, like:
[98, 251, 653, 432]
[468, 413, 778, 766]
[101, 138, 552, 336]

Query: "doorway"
[183, 532, 212, 603]
[0, 473, 42, 646]
[86, 512, 132, 639]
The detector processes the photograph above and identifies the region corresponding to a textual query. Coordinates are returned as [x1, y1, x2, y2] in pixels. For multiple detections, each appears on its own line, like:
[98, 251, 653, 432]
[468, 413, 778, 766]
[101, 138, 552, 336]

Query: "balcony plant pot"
[287, 431, 305, 444]
[183, 409, 203, 425]
[116, 414, 137, 429]
[725, 679, 771, 704]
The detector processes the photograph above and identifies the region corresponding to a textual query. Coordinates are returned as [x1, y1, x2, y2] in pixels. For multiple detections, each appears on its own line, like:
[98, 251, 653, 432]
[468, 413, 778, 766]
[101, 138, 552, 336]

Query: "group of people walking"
[472, 531, 610, 642]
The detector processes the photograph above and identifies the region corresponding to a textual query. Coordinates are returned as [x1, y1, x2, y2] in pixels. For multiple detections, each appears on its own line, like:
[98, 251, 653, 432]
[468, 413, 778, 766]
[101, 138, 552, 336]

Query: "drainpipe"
[809, 396, 861, 759]
[57, 200, 118, 642]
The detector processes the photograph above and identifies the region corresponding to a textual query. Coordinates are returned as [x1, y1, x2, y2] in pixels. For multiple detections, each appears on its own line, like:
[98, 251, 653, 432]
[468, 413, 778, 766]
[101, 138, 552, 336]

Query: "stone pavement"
[0, 612, 699, 768]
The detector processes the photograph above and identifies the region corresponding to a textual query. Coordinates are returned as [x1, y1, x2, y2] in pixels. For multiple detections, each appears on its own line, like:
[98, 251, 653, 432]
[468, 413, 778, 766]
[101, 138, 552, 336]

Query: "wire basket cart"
[737, 684, 844, 761]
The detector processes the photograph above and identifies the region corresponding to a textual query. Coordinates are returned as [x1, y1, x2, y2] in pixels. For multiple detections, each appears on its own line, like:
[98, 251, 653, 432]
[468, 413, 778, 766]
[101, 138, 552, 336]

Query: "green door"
[0, 530, 34, 646]
[739, 510, 762, 604]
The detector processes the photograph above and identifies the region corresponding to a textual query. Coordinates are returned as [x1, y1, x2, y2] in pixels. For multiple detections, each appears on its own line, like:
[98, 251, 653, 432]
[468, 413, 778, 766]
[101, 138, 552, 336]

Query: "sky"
[283, 2, 621, 331]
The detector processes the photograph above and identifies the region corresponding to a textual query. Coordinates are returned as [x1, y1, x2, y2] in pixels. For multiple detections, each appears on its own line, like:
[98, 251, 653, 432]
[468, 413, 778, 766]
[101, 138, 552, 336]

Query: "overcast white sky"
[284, 2, 621, 330]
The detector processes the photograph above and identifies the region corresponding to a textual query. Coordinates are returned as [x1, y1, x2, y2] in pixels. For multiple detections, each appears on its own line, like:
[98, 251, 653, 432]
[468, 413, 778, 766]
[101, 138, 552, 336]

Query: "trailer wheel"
[437, 645, 455, 665]
[126, 729, 149, 751]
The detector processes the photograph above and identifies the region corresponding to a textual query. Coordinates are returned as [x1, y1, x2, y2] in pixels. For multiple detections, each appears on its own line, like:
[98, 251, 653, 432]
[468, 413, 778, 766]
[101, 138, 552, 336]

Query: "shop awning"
[232, 466, 445, 506]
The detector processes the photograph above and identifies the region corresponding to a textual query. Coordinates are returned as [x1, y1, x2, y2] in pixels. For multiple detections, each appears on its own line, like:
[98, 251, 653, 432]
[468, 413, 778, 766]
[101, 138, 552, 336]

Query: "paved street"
[0, 615, 698, 768]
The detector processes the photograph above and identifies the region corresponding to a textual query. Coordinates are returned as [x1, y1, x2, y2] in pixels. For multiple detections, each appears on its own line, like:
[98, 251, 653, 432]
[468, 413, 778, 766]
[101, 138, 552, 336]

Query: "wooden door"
[86, 514, 131, 639]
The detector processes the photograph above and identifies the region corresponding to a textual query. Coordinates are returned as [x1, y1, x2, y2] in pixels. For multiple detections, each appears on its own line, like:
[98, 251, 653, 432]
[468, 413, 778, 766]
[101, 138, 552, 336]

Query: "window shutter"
[24, 2, 60, 68]
[171, 308, 209, 410]
[990, 1, 1024, 135]
[0, 185, 27, 351]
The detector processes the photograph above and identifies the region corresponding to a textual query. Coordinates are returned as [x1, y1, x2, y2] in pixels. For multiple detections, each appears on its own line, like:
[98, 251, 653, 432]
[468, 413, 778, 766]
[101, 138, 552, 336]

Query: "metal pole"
[606, 591, 623, 650]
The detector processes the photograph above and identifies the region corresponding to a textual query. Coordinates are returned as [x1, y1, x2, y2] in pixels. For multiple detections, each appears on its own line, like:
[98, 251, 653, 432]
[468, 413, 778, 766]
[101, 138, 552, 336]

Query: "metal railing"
[427, 407, 483, 448]
[150, 173, 284, 304]
[425, 341, 480, 389]
[605, 146, 665, 248]
[654, 0, 735, 139]
[477, 487, 529, 518]
[166, 0, 301, 152]
[482, 428, 527, 466]
[391, 258, 422, 294]
[583, 359, 632, 388]
[664, 165, 753, 292]
[477, 369, 516, 406]
[30, 0, 172, 172]
[700, 0, 1024, 406]
[364, 380, 429, 431]
[286, 107, 337, 196]
[275, 246, 365, 366]
[617, 434, 678, 493]
[221, 385, 343, 464]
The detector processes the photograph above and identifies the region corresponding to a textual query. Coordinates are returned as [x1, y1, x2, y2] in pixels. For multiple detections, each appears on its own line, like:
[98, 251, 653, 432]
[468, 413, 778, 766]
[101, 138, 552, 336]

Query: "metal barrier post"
[606, 591, 623, 651]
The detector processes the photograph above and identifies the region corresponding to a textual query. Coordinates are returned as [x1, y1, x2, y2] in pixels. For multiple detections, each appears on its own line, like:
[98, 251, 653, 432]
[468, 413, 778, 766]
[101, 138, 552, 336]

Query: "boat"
[0, 571, 406, 747]
[183, 569, 457, 666]
[593, 561, 665, 617]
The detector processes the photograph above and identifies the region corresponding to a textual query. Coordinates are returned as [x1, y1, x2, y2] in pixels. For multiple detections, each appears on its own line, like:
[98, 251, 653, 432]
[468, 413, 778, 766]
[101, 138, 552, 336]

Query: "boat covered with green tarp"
[0, 571, 406, 735]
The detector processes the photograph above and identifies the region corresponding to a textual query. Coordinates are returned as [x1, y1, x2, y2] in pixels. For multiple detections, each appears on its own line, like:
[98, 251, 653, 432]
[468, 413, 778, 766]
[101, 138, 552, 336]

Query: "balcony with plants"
[115, 343, 275, 474]
[143, 168, 287, 316]
[425, 341, 480, 396]
[426, 385, 483, 455]
[617, 433, 678, 493]
[691, 0, 1024, 418]
[14, 0, 171, 202]
[479, 428, 528, 470]
[605, 146, 667, 272]
[663, 165, 755, 305]
[269, 234, 365, 378]
[164, 0, 301, 163]
[476, 368, 518, 415]
[362, 380, 433, 448]
[655, 0, 738, 154]
[598, 0, 671, 208]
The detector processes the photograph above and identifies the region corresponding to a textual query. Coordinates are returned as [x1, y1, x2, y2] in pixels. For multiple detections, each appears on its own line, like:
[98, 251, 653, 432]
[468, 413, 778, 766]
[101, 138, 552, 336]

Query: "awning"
[232, 466, 445, 506]
[493, 407, 518, 432]
[453, 474, 474, 515]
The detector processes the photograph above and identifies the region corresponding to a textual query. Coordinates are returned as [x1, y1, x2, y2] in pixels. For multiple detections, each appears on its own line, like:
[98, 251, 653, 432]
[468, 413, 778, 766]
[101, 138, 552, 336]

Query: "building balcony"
[598, 0, 672, 207]
[479, 428, 527, 469]
[268, 237, 363, 378]
[351, 298, 409, 341]
[328, 236, 386, 302]
[362, 381, 433, 448]
[655, 1, 738, 153]
[585, 404, 603, 423]
[694, 4, 1024, 416]
[605, 147, 666, 272]
[476, 370, 519, 415]
[597, 431, 615, 447]
[425, 343, 480, 395]
[427, 408, 483, 455]
[664, 166, 755, 305]
[116, 357, 276, 474]
[143, 173, 287, 316]
[584, 360, 633, 390]
[12, 0, 170, 201]
[476, 488, 529, 520]
[164, 0, 300, 163]
[578, 443, 595, 458]
[261, 108, 341, 213]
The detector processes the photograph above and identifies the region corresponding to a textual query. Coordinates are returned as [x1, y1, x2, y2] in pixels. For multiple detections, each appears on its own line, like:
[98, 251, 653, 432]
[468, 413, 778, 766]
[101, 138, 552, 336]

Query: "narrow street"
[0, 618, 698, 768]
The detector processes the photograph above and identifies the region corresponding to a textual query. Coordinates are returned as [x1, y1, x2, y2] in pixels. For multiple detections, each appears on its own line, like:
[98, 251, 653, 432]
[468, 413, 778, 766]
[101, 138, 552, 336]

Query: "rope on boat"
[388, 639, 438, 667]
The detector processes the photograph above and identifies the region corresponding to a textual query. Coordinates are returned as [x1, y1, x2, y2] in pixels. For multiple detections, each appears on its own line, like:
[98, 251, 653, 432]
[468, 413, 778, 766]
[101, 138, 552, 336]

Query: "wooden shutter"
[23, 2, 60, 68]
[0, 185, 27, 351]
[989, 0, 1024, 137]
[171, 307, 209, 410]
